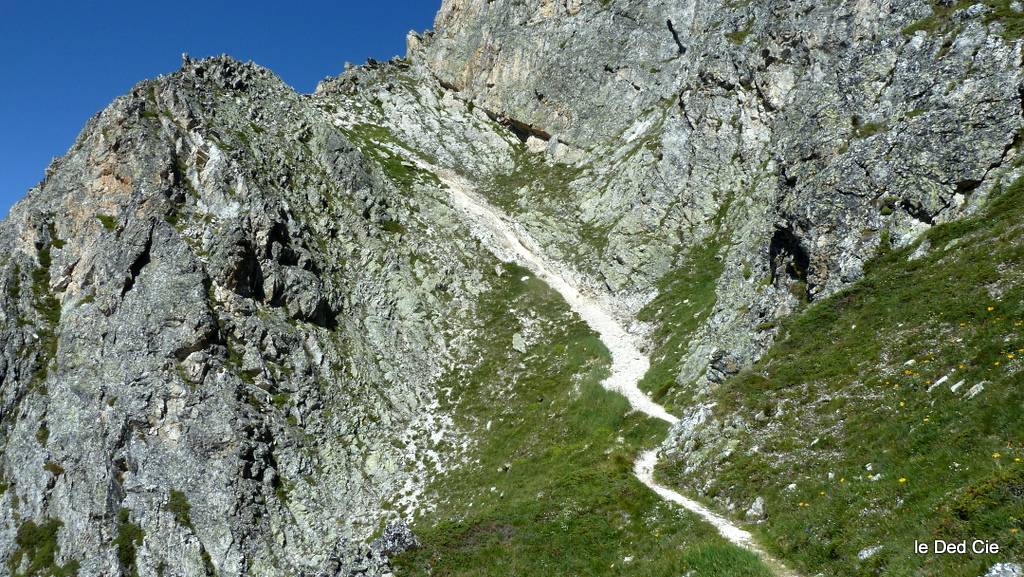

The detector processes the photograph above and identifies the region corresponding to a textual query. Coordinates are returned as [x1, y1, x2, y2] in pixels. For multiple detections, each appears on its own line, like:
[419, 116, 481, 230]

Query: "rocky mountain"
[1, 1, 1022, 577]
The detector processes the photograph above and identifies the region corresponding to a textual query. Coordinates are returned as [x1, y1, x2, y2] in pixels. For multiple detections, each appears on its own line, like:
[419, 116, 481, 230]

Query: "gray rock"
[984, 563, 1024, 577]
[744, 496, 766, 521]
[858, 545, 883, 561]
[512, 332, 528, 353]
[370, 520, 420, 558]
[0, 54, 489, 576]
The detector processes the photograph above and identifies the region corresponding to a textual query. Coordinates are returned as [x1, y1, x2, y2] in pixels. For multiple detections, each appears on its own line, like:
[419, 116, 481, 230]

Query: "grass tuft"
[8, 519, 80, 577]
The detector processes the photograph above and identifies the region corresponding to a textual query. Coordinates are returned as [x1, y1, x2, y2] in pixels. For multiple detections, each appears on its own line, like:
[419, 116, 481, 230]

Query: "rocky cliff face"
[0, 56, 493, 576]
[413, 0, 1023, 406]
[1, 1, 1022, 576]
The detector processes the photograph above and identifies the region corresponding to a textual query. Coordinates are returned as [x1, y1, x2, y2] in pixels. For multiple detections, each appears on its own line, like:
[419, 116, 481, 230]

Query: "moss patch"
[726, 17, 756, 44]
[96, 214, 117, 230]
[168, 489, 193, 529]
[29, 241, 61, 390]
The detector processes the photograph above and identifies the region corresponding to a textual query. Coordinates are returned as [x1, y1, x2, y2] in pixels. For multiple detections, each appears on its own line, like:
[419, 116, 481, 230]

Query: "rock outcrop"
[0, 56, 489, 576]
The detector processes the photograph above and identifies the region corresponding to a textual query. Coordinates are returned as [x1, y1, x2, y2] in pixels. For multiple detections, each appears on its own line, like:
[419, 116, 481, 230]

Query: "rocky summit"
[1, 1, 1023, 576]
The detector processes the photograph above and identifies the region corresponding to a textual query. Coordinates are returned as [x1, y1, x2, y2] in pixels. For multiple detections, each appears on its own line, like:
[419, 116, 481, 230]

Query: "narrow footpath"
[429, 165, 800, 577]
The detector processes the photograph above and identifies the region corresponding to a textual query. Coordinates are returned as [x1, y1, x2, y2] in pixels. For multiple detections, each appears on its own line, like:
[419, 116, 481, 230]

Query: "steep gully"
[425, 164, 800, 577]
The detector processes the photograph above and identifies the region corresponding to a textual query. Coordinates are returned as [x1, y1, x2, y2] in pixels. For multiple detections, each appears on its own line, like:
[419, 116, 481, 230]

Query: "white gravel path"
[429, 163, 799, 577]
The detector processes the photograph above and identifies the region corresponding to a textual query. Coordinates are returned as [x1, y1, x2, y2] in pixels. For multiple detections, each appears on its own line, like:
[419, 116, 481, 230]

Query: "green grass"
[96, 214, 117, 230]
[114, 508, 144, 577]
[8, 519, 80, 577]
[902, 1, 1024, 41]
[167, 490, 193, 529]
[481, 144, 583, 215]
[392, 262, 773, 577]
[635, 184, 739, 412]
[658, 177, 1024, 576]
[343, 124, 441, 194]
[479, 143, 605, 273]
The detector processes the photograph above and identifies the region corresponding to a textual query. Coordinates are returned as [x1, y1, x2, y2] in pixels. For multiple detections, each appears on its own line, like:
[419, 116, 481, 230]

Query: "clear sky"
[0, 1, 440, 217]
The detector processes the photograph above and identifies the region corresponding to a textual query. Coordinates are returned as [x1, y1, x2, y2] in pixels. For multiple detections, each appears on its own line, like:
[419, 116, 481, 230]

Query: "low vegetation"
[168, 489, 194, 529]
[96, 214, 117, 230]
[30, 240, 61, 390]
[114, 508, 144, 577]
[8, 519, 80, 577]
[902, 1, 1024, 41]
[393, 262, 773, 577]
[481, 143, 583, 215]
[343, 124, 441, 194]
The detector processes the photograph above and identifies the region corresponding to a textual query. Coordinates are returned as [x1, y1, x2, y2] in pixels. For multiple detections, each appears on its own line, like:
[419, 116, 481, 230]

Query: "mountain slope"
[1, 0, 1023, 576]
[660, 175, 1024, 577]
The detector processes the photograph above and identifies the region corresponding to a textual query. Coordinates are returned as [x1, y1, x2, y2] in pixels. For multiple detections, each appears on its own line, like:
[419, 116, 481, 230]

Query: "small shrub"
[726, 17, 755, 44]
[8, 518, 80, 577]
[114, 508, 144, 577]
[96, 214, 117, 230]
[167, 490, 193, 529]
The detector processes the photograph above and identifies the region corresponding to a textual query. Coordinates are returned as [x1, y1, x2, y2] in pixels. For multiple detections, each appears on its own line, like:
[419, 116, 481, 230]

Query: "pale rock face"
[744, 495, 766, 521]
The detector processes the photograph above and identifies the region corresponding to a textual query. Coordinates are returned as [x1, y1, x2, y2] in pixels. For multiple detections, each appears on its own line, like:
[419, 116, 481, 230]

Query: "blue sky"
[0, 1, 440, 217]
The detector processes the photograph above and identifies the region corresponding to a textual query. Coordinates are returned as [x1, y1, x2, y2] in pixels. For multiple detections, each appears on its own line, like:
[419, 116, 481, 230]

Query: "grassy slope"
[393, 261, 773, 577]
[659, 179, 1024, 576]
[636, 239, 725, 414]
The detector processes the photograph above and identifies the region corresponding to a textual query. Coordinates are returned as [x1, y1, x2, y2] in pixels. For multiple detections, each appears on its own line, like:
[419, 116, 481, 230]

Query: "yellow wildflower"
[898, 477, 907, 484]
[993, 452, 1002, 459]
[988, 306, 995, 312]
